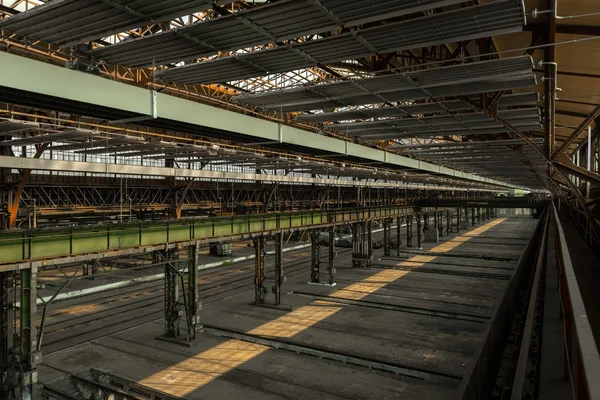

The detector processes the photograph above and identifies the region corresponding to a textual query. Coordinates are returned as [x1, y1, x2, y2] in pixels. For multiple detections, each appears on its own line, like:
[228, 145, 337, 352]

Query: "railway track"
[38, 240, 367, 354]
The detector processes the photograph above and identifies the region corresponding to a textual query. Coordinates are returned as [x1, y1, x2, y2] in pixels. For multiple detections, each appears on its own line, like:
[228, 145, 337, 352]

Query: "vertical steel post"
[456, 207, 461, 232]
[19, 266, 38, 400]
[327, 226, 335, 285]
[471, 208, 475, 226]
[162, 249, 179, 338]
[446, 209, 451, 234]
[274, 233, 283, 305]
[253, 236, 266, 305]
[406, 215, 412, 247]
[187, 244, 200, 339]
[477, 207, 481, 223]
[311, 230, 321, 281]
[396, 216, 402, 256]
[383, 218, 391, 256]
[367, 220, 373, 268]
[417, 214, 422, 249]
[0, 272, 14, 399]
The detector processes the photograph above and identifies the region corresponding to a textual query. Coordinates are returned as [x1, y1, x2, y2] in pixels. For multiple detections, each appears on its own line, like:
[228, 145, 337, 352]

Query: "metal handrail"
[552, 203, 600, 400]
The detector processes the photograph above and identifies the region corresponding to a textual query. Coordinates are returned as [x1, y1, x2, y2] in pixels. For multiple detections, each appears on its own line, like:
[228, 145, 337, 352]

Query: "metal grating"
[156, 0, 526, 85]
[0, 0, 228, 48]
[88, 0, 466, 68]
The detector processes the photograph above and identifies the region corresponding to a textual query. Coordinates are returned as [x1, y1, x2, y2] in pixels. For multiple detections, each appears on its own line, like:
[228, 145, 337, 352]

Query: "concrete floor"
[39, 217, 538, 400]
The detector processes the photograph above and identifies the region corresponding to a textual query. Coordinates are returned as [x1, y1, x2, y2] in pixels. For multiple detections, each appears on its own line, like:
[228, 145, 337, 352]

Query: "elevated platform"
[39, 217, 539, 399]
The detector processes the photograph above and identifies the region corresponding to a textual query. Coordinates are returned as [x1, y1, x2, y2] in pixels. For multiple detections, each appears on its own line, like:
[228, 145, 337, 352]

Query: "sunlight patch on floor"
[139, 218, 506, 396]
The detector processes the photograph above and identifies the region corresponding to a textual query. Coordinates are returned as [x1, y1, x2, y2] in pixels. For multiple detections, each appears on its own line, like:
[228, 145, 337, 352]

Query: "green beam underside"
[0, 52, 522, 189]
[0, 206, 427, 265]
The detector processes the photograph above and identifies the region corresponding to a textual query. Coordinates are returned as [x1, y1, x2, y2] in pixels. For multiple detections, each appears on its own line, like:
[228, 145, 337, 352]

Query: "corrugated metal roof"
[294, 93, 538, 123]
[156, 0, 526, 85]
[235, 56, 535, 111]
[88, 0, 466, 68]
[0, 0, 228, 47]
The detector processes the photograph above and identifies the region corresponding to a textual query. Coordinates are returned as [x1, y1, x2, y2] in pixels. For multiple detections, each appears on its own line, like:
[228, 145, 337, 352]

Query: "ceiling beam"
[552, 104, 600, 158]
[525, 23, 600, 36]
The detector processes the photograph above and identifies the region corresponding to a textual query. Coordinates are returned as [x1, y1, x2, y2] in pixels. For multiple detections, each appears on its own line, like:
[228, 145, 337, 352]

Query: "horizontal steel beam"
[418, 197, 550, 208]
[0, 52, 521, 189]
[0, 205, 432, 266]
[0, 155, 498, 191]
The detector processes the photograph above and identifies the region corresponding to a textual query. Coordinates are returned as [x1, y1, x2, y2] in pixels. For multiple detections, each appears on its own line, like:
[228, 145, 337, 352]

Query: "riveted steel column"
[471, 208, 475, 226]
[446, 209, 451, 234]
[383, 218, 391, 257]
[187, 244, 201, 340]
[311, 230, 321, 281]
[253, 236, 266, 305]
[396, 216, 402, 256]
[327, 226, 335, 285]
[406, 215, 413, 247]
[19, 265, 38, 400]
[161, 249, 179, 338]
[0, 272, 14, 399]
[416, 214, 422, 249]
[274, 233, 284, 305]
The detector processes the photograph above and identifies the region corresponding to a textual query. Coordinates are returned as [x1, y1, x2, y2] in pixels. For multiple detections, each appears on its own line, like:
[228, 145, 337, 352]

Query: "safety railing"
[552, 204, 600, 400]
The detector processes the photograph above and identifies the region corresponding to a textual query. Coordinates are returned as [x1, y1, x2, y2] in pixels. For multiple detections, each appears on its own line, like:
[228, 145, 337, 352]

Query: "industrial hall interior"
[1, 0, 600, 399]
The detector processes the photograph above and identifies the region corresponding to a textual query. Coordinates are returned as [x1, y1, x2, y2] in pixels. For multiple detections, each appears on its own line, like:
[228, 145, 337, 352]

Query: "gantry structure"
[0, 0, 599, 399]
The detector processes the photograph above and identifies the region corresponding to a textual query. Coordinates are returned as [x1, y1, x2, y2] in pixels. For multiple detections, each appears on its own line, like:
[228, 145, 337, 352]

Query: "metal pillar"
[0, 272, 14, 399]
[19, 266, 38, 400]
[438, 211, 444, 238]
[477, 207, 481, 223]
[352, 221, 372, 268]
[471, 208, 475, 227]
[396, 216, 402, 256]
[159, 249, 180, 339]
[311, 230, 321, 281]
[252, 236, 267, 306]
[187, 244, 201, 340]
[383, 218, 391, 257]
[446, 209, 451, 234]
[456, 207, 461, 232]
[367, 220, 373, 267]
[417, 213, 422, 249]
[274, 233, 284, 305]
[327, 226, 335, 285]
[351, 223, 359, 268]
[406, 215, 413, 247]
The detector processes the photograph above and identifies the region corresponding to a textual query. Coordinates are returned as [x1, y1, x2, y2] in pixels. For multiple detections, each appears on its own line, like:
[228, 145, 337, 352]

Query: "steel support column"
[311, 230, 321, 282]
[383, 218, 391, 257]
[396, 216, 402, 256]
[438, 211, 444, 238]
[187, 244, 201, 340]
[252, 236, 267, 306]
[417, 213, 423, 249]
[406, 215, 413, 247]
[477, 207, 481, 223]
[274, 232, 284, 304]
[471, 208, 475, 226]
[446, 209, 451, 234]
[19, 266, 38, 400]
[0, 272, 14, 399]
[456, 208, 461, 232]
[159, 249, 180, 339]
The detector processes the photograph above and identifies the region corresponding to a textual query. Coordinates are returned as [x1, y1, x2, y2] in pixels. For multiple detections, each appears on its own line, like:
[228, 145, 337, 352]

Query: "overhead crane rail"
[417, 196, 550, 208]
[0, 205, 435, 267]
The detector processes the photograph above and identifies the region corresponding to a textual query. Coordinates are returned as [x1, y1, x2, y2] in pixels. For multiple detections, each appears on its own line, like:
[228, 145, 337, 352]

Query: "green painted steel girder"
[0, 206, 428, 265]
[0, 52, 523, 189]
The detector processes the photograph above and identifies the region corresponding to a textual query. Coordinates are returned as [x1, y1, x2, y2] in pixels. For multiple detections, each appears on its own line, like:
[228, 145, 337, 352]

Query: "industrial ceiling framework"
[2, 1, 600, 399]
[0, 0, 598, 233]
